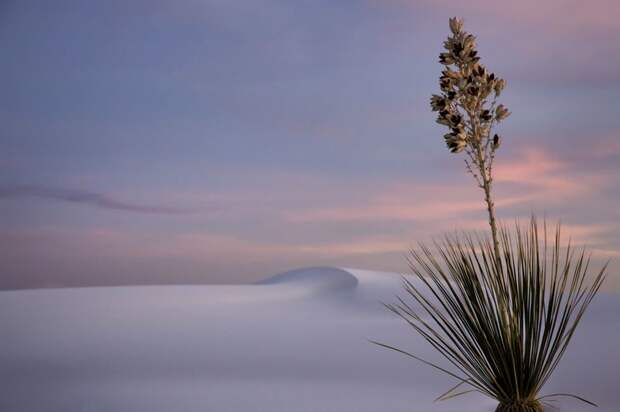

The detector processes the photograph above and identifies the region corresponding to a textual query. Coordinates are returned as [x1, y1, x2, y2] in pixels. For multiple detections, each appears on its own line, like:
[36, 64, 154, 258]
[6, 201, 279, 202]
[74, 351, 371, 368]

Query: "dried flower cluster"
[430, 17, 510, 255]
[431, 17, 509, 159]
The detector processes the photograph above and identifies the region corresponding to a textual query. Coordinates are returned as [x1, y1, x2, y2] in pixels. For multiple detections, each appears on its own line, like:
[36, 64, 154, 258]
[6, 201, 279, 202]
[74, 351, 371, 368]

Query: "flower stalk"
[431, 17, 510, 258]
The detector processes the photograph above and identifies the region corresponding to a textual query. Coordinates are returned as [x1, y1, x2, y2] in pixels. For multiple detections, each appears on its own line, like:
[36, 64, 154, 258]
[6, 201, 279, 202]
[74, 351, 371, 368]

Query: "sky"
[1, 0, 619, 290]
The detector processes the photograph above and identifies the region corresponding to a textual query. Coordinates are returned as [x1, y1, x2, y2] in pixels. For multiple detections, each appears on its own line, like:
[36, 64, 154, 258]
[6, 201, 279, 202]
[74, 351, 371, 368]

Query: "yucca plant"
[374, 220, 606, 411]
[373, 17, 607, 411]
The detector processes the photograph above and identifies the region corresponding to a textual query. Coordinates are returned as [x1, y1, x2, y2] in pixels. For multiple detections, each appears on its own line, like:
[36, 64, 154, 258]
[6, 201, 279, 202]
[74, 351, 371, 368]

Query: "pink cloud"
[590, 131, 620, 158]
[494, 147, 588, 199]
[297, 237, 408, 256]
[285, 147, 595, 226]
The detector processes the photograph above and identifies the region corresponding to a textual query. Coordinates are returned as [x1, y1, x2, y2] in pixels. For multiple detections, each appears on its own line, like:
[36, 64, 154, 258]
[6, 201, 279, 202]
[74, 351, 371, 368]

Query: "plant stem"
[482, 171, 500, 260]
[466, 102, 501, 261]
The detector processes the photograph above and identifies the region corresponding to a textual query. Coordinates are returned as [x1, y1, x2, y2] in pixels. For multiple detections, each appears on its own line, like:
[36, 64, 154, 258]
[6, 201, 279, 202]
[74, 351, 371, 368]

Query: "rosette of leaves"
[373, 220, 606, 412]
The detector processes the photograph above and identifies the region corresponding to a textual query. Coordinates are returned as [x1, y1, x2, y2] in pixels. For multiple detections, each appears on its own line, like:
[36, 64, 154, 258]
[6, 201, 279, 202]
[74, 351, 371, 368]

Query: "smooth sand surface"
[1, 267, 618, 411]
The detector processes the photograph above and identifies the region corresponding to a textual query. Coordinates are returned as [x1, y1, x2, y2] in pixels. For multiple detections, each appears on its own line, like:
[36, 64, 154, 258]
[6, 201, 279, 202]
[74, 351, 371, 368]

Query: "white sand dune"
[1, 267, 618, 411]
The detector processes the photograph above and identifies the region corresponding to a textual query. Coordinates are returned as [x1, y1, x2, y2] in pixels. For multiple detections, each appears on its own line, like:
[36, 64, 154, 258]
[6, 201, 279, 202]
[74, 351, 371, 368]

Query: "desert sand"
[1, 267, 618, 411]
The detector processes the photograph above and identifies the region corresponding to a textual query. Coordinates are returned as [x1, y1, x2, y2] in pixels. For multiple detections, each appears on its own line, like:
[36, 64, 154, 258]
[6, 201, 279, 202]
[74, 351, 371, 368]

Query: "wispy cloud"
[284, 148, 581, 225]
[494, 148, 590, 198]
[0, 185, 192, 215]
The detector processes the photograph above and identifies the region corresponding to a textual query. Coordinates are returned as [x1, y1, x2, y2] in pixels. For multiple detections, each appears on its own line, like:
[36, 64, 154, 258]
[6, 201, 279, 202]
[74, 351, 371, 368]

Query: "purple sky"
[1, 0, 619, 290]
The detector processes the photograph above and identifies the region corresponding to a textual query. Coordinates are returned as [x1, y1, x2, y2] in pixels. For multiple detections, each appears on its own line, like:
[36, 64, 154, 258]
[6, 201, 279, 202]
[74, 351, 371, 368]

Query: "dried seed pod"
[492, 134, 501, 150]
[449, 17, 463, 34]
[495, 104, 511, 121]
[494, 78, 506, 97]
